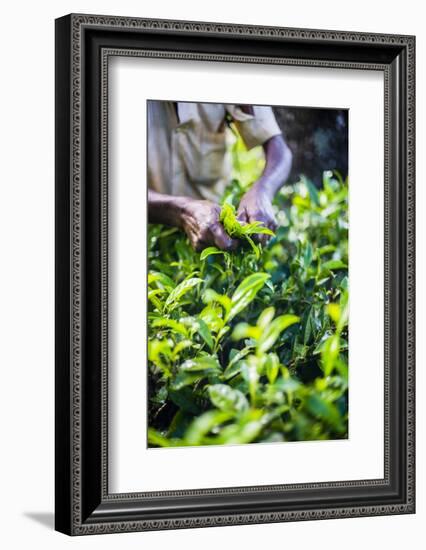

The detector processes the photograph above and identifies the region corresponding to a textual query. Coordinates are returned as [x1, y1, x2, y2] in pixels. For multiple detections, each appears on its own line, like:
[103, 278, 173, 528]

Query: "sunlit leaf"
[196, 318, 214, 350]
[322, 259, 347, 271]
[327, 303, 341, 325]
[199, 303, 224, 333]
[148, 271, 176, 290]
[181, 316, 214, 350]
[147, 428, 179, 447]
[216, 418, 263, 445]
[180, 355, 221, 373]
[208, 384, 249, 413]
[257, 314, 300, 354]
[184, 410, 234, 446]
[164, 276, 203, 312]
[200, 246, 225, 261]
[321, 334, 340, 376]
[227, 273, 270, 322]
[202, 288, 231, 316]
[241, 358, 260, 404]
[265, 353, 280, 384]
[232, 322, 261, 341]
[147, 154, 349, 447]
[222, 347, 253, 380]
[257, 306, 275, 329]
[172, 339, 193, 359]
[152, 318, 188, 337]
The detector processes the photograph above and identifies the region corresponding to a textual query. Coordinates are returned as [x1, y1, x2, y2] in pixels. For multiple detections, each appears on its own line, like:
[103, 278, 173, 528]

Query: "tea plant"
[147, 168, 349, 447]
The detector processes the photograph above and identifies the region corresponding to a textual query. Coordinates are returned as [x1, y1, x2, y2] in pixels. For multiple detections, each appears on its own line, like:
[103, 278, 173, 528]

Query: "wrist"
[172, 196, 196, 228]
[250, 179, 274, 202]
[148, 191, 194, 228]
[166, 196, 185, 228]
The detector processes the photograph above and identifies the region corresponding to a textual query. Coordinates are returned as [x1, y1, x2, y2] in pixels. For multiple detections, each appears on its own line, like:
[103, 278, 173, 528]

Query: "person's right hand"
[179, 199, 237, 252]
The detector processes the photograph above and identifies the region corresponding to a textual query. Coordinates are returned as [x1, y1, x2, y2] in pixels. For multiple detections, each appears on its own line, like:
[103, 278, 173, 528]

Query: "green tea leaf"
[147, 290, 164, 311]
[227, 273, 270, 322]
[196, 318, 214, 350]
[303, 242, 313, 269]
[172, 339, 193, 359]
[243, 223, 274, 236]
[215, 417, 263, 445]
[257, 314, 300, 354]
[147, 162, 349, 447]
[326, 303, 341, 325]
[148, 339, 172, 363]
[257, 306, 275, 329]
[202, 288, 231, 316]
[199, 303, 223, 333]
[241, 358, 260, 404]
[208, 384, 249, 413]
[171, 371, 203, 390]
[318, 244, 336, 256]
[302, 306, 314, 345]
[306, 394, 344, 431]
[232, 323, 261, 341]
[184, 410, 234, 446]
[265, 353, 280, 384]
[222, 347, 253, 380]
[219, 203, 240, 236]
[321, 334, 340, 376]
[147, 428, 177, 447]
[200, 246, 225, 261]
[152, 318, 188, 337]
[338, 290, 349, 333]
[164, 277, 203, 312]
[148, 271, 176, 290]
[322, 259, 347, 271]
[169, 387, 201, 415]
[219, 203, 274, 241]
[305, 178, 320, 206]
[180, 355, 221, 373]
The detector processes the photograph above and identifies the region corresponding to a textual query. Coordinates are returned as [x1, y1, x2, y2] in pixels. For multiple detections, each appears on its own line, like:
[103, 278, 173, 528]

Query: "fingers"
[186, 199, 277, 252]
[210, 222, 238, 251]
[237, 206, 248, 224]
[244, 211, 277, 246]
[267, 217, 278, 233]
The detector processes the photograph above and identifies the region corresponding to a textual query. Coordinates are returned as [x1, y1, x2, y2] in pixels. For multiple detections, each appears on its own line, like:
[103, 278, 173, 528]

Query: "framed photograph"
[55, 14, 415, 535]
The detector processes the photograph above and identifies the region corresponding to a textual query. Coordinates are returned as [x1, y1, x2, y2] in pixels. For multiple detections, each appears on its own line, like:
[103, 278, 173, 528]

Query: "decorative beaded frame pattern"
[60, 13, 415, 535]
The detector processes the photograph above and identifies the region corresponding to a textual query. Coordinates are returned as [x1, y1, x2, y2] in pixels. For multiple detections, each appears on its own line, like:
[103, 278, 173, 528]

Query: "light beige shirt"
[147, 101, 281, 201]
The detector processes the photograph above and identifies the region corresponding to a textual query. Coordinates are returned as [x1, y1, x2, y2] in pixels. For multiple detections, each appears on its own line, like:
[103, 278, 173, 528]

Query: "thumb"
[210, 222, 238, 251]
[237, 205, 248, 223]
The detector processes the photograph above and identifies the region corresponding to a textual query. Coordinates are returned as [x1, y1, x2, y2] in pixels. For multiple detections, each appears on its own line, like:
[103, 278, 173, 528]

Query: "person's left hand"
[237, 183, 277, 246]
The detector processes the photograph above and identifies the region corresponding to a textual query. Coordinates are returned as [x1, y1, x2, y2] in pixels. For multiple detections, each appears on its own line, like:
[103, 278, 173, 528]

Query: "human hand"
[237, 183, 278, 246]
[179, 198, 237, 252]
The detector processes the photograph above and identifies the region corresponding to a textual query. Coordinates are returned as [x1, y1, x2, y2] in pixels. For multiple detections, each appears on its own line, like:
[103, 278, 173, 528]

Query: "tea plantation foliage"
[147, 136, 348, 447]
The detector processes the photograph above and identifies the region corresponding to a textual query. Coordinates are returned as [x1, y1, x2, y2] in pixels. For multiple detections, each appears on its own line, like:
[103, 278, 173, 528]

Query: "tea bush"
[147, 135, 348, 447]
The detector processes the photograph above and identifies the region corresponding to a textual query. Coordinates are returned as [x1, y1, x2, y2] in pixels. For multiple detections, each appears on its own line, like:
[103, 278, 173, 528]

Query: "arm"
[237, 134, 293, 243]
[148, 190, 236, 251]
[254, 134, 292, 203]
[148, 190, 185, 227]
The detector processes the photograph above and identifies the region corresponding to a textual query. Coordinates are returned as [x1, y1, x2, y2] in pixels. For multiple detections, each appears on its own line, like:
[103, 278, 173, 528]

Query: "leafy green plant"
[147, 136, 348, 447]
[148, 172, 348, 447]
[219, 203, 273, 257]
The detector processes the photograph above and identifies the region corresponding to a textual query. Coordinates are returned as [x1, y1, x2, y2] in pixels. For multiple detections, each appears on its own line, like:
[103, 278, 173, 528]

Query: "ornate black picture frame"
[55, 14, 415, 535]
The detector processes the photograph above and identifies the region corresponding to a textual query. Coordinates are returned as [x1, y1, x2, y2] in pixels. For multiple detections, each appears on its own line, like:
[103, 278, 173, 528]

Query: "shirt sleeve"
[226, 105, 282, 150]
